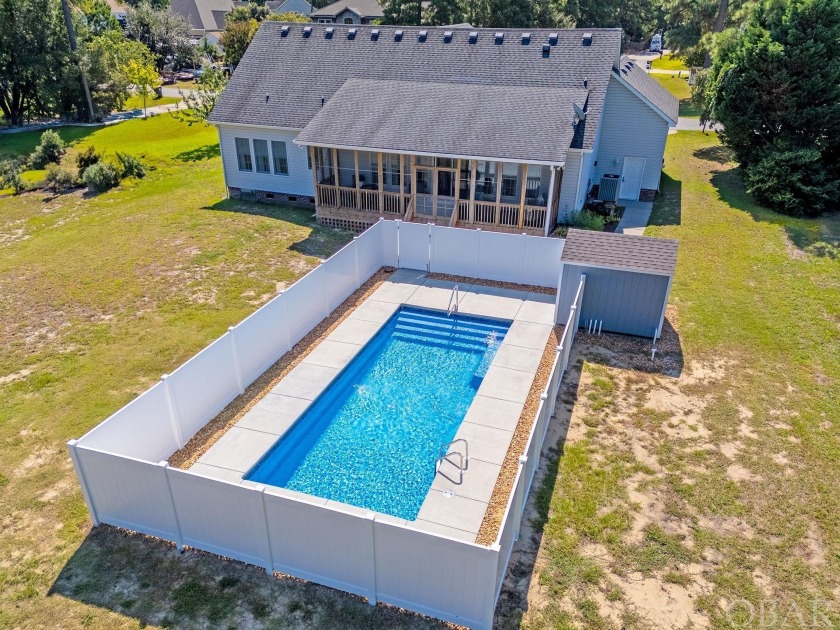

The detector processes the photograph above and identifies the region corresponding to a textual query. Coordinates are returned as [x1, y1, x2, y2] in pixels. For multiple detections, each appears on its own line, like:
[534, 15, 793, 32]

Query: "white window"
[253, 139, 271, 174]
[234, 137, 252, 171]
[271, 141, 289, 175]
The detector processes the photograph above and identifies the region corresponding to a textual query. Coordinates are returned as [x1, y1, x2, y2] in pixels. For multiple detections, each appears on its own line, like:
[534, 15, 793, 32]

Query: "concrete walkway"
[670, 117, 722, 134]
[616, 200, 653, 236]
[0, 101, 184, 135]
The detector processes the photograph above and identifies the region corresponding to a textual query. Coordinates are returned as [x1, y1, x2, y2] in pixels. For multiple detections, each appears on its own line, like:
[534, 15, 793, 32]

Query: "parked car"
[174, 70, 195, 81]
[159, 72, 176, 85]
[650, 33, 663, 53]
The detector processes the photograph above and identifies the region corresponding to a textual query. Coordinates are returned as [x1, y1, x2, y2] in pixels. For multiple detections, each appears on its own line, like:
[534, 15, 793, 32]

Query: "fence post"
[474, 229, 481, 279]
[367, 512, 378, 606]
[67, 439, 99, 526]
[352, 236, 361, 288]
[161, 462, 184, 551]
[277, 290, 292, 350]
[514, 456, 527, 540]
[518, 233, 527, 285]
[161, 374, 184, 449]
[318, 262, 331, 318]
[228, 327, 244, 395]
[257, 485, 275, 575]
[484, 543, 502, 629]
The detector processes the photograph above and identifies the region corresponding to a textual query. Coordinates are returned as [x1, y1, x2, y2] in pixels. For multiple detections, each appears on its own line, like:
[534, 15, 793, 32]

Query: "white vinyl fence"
[69, 220, 581, 629]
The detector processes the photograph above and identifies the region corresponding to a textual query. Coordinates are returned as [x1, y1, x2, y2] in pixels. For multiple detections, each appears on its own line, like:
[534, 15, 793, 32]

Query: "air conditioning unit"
[598, 174, 620, 202]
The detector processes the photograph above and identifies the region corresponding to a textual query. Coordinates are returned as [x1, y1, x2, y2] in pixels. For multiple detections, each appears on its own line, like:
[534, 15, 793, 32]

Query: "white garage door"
[619, 157, 646, 200]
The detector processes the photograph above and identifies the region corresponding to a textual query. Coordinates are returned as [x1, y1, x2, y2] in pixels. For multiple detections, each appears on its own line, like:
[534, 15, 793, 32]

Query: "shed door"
[619, 157, 646, 199]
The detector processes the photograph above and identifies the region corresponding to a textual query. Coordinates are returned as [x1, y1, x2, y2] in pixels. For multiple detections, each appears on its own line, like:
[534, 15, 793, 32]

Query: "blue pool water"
[245, 306, 511, 520]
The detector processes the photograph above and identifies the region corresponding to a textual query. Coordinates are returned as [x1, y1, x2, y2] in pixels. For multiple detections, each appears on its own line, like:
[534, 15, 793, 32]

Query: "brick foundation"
[227, 187, 316, 209]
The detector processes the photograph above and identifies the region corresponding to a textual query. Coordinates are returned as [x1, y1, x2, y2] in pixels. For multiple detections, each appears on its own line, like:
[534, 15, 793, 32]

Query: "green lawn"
[119, 94, 181, 112]
[653, 74, 702, 117]
[514, 132, 839, 628]
[0, 116, 361, 629]
[651, 53, 689, 71]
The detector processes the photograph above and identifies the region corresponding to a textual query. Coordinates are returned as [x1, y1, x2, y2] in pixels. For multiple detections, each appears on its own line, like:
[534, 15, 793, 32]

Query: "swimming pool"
[245, 306, 511, 520]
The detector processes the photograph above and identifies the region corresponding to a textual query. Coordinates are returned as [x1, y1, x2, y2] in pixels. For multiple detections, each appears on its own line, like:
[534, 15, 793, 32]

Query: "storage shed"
[555, 229, 678, 338]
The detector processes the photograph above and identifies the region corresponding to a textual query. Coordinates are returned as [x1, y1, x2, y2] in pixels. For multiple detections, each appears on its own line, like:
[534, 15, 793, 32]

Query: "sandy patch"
[697, 515, 755, 539]
[0, 368, 32, 386]
[737, 422, 758, 440]
[719, 441, 742, 459]
[619, 572, 710, 628]
[14, 447, 58, 476]
[726, 464, 760, 482]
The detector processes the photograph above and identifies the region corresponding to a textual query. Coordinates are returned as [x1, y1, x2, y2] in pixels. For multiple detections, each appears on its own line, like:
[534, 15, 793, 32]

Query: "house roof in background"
[310, 0, 383, 18]
[561, 229, 679, 276]
[209, 23, 621, 156]
[265, 0, 313, 13]
[295, 79, 588, 163]
[171, 0, 234, 32]
[615, 56, 679, 124]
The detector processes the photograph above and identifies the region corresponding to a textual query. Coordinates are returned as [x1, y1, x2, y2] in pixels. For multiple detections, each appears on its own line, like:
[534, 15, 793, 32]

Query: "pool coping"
[187, 269, 556, 542]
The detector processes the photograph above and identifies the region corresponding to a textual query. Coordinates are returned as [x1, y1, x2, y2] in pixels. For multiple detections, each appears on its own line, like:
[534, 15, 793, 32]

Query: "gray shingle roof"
[209, 23, 622, 154]
[561, 229, 678, 276]
[171, 0, 234, 31]
[295, 79, 588, 163]
[616, 56, 679, 124]
[310, 0, 383, 17]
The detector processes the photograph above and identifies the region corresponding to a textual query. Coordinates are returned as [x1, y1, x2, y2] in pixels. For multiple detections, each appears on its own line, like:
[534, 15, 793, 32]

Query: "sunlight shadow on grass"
[175, 144, 221, 162]
[649, 174, 682, 227]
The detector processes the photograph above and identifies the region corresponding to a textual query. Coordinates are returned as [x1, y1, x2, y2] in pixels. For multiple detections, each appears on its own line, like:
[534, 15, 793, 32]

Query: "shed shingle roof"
[615, 56, 679, 124]
[209, 23, 622, 154]
[295, 79, 588, 163]
[561, 229, 678, 276]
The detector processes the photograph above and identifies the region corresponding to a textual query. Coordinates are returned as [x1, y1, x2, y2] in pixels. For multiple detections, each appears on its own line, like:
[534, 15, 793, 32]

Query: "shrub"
[569, 210, 606, 232]
[0, 159, 25, 194]
[115, 152, 146, 179]
[44, 164, 78, 192]
[76, 146, 102, 178]
[83, 161, 120, 192]
[30, 130, 66, 169]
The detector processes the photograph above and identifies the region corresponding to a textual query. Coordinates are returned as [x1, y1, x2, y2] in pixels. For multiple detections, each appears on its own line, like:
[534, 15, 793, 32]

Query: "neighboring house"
[208, 24, 678, 235]
[171, 0, 234, 41]
[265, 0, 313, 15]
[106, 0, 127, 27]
[309, 0, 384, 24]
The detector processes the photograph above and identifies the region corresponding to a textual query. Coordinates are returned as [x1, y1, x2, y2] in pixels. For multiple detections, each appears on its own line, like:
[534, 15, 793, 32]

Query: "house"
[171, 0, 234, 42]
[208, 24, 678, 235]
[309, 0, 384, 24]
[265, 0, 313, 16]
[106, 0, 127, 27]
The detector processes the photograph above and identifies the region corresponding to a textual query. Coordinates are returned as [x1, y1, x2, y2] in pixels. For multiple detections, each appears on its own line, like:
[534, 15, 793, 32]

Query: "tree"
[662, 0, 753, 65]
[706, 0, 840, 215]
[81, 33, 151, 114]
[124, 0, 170, 9]
[220, 18, 259, 68]
[227, 2, 270, 22]
[125, 2, 194, 70]
[122, 49, 161, 117]
[265, 11, 311, 21]
[0, 0, 74, 125]
[171, 65, 227, 125]
[422, 0, 462, 25]
[382, 0, 423, 24]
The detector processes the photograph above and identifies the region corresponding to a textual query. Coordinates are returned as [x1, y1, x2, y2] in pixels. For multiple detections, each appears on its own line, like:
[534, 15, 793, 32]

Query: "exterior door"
[435, 169, 456, 218]
[619, 157, 646, 200]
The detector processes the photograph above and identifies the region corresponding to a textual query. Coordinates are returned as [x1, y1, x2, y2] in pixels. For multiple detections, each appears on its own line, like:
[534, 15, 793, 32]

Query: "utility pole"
[60, 0, 96, 122]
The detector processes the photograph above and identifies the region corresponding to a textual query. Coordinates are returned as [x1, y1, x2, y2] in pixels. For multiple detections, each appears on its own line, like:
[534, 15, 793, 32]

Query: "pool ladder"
[436, 439, 469, 484]
[447, 285, 459, 317]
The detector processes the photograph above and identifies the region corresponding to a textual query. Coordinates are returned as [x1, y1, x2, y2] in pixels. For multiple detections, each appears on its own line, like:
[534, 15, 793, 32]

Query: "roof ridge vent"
[279, 25, 290, 37]
[468, 31, 478, 44]
[521, 32, 531, 45]
[443, 30, 453, 42]
[303, 26, 312, 38]
[548, 32, 558, 46]
[325, 27, 334, 39]
[494, 32, 504, 45]
[582, 32, 593, 46]
[418, 30, 428, 42]
[370, 28, 380, 41]
[347, 27, 357, 40]
[394, 29, 403, 42]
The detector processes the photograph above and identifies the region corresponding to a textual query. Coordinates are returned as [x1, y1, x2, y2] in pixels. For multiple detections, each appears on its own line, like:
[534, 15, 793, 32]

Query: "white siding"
[593, 76, 670, 194]
[217, 124, 314, 196]
[556, 151, 581, 222]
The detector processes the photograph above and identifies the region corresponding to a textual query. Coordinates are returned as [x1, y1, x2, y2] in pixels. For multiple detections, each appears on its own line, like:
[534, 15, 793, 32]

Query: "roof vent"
[370, 28, 380, 41]
[548, 32, 558, 46]
[494, 32, 504, 45]
[347, 28, 357, 40]
[583, 78, 588, 88]
[279, 25, 290, 37]
[418, 30, 428, 42]
[325, 27, 334, 39]
[303, 26, 312, 38]
[443, 30, 453, 42]
[542, 44, 550, 58]
[582, 32, 593, 46]
[394, 29, 403, 42]
[468, 31, 478, 44]
[521, 32, 531, 44]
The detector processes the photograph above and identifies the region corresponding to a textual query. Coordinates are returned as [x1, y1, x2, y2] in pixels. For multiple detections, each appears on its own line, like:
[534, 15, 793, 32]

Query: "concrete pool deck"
[189, 268, 555, 542]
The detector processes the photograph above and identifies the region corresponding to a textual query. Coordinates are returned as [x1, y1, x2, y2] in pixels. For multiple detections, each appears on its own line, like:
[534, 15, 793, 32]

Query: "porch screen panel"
[475, 161, 497, 201]
[337, 150, 355, 187]
[253, 139, 271, 174]
[501, 163, 520, 201]
[271, 141, 288, 175]
[316, 147, 333, 184]
[526, 164, 549, 206]
[235, 137, 253, 172]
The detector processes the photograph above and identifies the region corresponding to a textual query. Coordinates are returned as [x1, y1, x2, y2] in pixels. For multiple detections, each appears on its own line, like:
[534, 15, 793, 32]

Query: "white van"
[650, 33, 663, 52]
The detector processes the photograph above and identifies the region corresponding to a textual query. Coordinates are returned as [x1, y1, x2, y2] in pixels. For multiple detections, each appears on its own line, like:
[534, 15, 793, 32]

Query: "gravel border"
[168, 268, 394, 469]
